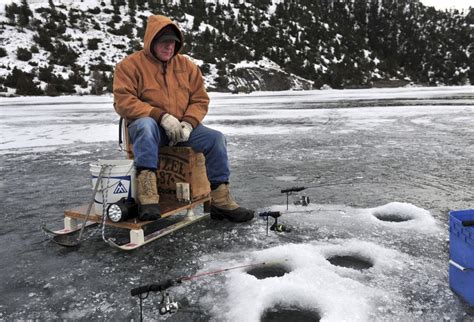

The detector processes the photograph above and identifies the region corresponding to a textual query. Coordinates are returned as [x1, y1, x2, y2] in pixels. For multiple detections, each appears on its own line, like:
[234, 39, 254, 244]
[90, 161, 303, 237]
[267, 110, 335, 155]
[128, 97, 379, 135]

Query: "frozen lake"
[0, 86, 473, 320]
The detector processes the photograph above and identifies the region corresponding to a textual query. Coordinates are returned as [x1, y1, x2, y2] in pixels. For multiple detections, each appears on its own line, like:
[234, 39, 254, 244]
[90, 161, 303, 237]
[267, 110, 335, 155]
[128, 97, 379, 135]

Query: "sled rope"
[100, 164, 113, 243]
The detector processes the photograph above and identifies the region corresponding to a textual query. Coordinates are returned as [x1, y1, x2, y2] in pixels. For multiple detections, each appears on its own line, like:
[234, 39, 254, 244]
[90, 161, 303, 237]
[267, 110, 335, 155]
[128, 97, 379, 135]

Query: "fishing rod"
[280, 179, 385, 195]
[131, 259, 288, 321]
[281, 182, 362, 209]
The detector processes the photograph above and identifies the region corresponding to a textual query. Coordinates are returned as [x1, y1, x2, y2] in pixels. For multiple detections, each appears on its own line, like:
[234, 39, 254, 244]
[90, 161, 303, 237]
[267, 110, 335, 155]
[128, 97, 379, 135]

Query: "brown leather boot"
[137, 169, 161, 221]
[210, 184, 254, 223]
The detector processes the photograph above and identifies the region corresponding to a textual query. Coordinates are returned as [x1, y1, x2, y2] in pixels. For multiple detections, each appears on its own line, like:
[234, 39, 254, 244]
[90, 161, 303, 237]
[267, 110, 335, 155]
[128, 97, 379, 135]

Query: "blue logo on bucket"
[113, 182, 128, 194]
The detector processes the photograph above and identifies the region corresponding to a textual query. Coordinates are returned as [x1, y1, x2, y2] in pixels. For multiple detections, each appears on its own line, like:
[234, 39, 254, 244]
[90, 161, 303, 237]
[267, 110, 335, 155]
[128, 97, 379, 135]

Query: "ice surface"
[1, 86, 472, 154]
[0, 86, 473, 320]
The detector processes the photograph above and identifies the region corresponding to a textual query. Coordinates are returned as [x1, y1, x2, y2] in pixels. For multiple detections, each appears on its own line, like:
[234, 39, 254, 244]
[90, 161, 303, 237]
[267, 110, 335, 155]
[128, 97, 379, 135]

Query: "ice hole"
[327, 255, 373, 270]
[246, 264, 290, 279]
[373, 211, 413, 222]
[261, 306, 321, 322]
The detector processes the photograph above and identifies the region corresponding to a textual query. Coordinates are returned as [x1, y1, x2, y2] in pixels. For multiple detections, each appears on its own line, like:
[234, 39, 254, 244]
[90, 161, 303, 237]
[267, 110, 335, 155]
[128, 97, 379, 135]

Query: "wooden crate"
[157, 147, 210, 201]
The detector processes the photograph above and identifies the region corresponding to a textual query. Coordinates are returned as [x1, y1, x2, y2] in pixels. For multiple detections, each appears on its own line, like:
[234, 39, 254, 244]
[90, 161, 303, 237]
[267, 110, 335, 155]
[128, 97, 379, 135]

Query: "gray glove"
[179, 121, 193, 143]
[160, 113, 181, 145]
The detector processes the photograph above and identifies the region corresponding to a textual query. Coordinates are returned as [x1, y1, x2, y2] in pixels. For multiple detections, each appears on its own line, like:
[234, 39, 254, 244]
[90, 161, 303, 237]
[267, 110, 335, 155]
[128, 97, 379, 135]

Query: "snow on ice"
[178, 202, 445, 321]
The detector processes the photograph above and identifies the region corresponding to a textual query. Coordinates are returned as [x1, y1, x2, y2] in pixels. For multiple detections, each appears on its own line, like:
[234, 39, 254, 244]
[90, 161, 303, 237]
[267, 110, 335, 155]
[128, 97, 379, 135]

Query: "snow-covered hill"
[0, 0, 471, 96]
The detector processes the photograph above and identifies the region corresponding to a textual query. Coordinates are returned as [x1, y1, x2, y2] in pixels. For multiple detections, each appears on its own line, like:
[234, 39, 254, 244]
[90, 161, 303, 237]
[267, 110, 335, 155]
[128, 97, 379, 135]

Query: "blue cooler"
[449, 209, 474, 306]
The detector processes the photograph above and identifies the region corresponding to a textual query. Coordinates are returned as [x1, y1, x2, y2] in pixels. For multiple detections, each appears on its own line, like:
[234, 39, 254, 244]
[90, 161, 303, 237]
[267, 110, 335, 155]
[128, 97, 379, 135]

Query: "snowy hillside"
[0, 0, 472, 96]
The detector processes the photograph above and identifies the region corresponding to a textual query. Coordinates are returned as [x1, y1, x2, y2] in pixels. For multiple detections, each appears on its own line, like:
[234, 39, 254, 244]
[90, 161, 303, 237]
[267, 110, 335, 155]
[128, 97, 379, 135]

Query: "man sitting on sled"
[113, 15, 254, 223]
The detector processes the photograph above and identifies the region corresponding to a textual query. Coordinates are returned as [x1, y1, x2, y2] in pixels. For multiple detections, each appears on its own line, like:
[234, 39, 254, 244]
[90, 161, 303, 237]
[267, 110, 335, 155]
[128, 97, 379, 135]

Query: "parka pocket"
[175, 70, 191, 105]
[175, 70, 191, 92]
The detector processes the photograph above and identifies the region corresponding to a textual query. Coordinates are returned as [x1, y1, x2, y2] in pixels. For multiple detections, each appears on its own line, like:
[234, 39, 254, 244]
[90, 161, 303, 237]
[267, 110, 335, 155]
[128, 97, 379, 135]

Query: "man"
[113, 15, 254, 223]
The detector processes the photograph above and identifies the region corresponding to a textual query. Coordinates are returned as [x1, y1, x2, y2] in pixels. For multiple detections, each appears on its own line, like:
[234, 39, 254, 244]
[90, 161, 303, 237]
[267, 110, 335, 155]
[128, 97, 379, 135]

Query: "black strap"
[118, 117, 123, 149]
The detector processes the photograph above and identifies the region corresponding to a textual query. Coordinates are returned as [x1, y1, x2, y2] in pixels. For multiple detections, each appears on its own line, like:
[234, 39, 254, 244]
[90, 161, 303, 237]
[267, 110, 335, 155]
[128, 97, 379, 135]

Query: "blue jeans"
[127, 117, 230, 185]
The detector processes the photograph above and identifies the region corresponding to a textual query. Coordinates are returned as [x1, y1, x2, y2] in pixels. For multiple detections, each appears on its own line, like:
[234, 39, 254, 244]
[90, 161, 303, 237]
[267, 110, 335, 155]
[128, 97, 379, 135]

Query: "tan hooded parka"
[113, 15, 209, 129]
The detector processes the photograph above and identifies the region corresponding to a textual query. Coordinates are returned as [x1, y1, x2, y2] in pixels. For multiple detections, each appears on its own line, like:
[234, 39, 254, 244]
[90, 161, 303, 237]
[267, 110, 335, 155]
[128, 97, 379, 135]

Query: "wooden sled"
[61, 196, 210, 250]
[48, 147, 212, 250]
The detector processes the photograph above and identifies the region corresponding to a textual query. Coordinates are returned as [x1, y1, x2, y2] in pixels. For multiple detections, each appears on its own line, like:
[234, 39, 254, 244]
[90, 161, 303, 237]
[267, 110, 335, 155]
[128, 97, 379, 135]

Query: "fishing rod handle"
[131, 279, 176, 296]
[281, 186, 305, 193]
[258, 211, 281, 218]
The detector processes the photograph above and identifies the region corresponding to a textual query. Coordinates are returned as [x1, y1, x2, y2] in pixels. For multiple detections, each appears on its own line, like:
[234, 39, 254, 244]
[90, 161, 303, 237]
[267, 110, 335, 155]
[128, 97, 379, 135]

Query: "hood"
[143, 15, 184, 60]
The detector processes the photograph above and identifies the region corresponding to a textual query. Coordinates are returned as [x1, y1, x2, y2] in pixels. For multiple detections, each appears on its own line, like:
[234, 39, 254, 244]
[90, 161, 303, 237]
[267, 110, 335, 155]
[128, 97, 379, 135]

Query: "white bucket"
[89, 160, 136, 216]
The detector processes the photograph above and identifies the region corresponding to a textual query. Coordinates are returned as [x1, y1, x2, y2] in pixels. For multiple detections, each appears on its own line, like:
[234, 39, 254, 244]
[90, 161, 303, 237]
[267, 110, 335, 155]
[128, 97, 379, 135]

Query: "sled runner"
[45, 147, 211, 250]
[41, 221, 97, 236]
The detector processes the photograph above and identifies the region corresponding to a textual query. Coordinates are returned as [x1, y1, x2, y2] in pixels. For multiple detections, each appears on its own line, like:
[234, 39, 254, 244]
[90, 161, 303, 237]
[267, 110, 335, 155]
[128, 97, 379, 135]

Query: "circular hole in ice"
[373, 212, 413, 222]
[261, 305, 321, 322]
[327, 255, 373, 270]
[246, 264, 290, 279]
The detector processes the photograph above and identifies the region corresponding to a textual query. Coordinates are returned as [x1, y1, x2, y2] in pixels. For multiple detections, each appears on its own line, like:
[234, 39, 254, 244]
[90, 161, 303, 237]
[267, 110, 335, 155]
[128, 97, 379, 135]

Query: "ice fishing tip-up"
[258, 211, 291, 234]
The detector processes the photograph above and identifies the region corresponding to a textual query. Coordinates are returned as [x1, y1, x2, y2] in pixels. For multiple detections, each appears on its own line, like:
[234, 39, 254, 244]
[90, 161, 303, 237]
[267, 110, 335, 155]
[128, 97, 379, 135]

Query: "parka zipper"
[162, 61, 168, 87]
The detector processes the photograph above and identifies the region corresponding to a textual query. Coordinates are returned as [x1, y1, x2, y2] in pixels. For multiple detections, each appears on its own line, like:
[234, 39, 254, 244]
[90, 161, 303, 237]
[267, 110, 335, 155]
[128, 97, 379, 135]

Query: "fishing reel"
[281, 186, 308, 209]
[158, 291, 179, 315]
[259, 211, 291, 235]
[294, 195, 310, 206]
[131, 279, 181, 320]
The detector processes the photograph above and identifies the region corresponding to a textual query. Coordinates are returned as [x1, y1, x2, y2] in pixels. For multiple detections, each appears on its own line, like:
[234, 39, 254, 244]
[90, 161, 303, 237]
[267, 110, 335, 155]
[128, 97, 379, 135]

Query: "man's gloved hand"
[179, 121, 193, 142]
[160, 114, 181, 145]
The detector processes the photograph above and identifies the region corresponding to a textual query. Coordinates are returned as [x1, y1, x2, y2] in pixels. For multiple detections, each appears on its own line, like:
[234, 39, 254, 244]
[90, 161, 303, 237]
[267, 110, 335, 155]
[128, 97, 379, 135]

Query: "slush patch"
[113, 181, 128, 194]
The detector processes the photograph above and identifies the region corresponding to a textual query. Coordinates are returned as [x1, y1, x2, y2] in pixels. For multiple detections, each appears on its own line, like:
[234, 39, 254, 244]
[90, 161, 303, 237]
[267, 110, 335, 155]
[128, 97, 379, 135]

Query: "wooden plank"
[105, 212, 210, 250]
[64, 196, 210, 230]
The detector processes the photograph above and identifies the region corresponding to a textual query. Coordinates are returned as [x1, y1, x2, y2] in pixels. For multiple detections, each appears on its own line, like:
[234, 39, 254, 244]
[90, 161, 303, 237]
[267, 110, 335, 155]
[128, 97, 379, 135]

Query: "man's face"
[153, 40, 175, 62]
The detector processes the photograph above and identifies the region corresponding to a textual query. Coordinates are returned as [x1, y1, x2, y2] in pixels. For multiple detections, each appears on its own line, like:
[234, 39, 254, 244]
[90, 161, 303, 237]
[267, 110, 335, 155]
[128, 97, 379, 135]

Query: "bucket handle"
[118, 116, 124, 152]
[449, 259, 471, 271]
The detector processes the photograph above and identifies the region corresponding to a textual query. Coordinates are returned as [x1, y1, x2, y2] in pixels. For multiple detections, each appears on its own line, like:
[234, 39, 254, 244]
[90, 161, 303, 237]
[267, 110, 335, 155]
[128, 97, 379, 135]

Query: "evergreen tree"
[5, 3, 19, 25]
[16, 73, 43, 95]
[90, 70, 104, 95]
[5, 68, 42, 95]
[18, 0, 32, 27]
[38, 65, 54, 82]
[49, 42, 78, 66]
[148, 0, 161, 11]
[128, 38, 142, 54]
[137, 0, 147, 11]
[69, 65, 87, 87]
[128, 0, 137, 23]
[17, 47, 32, 61]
